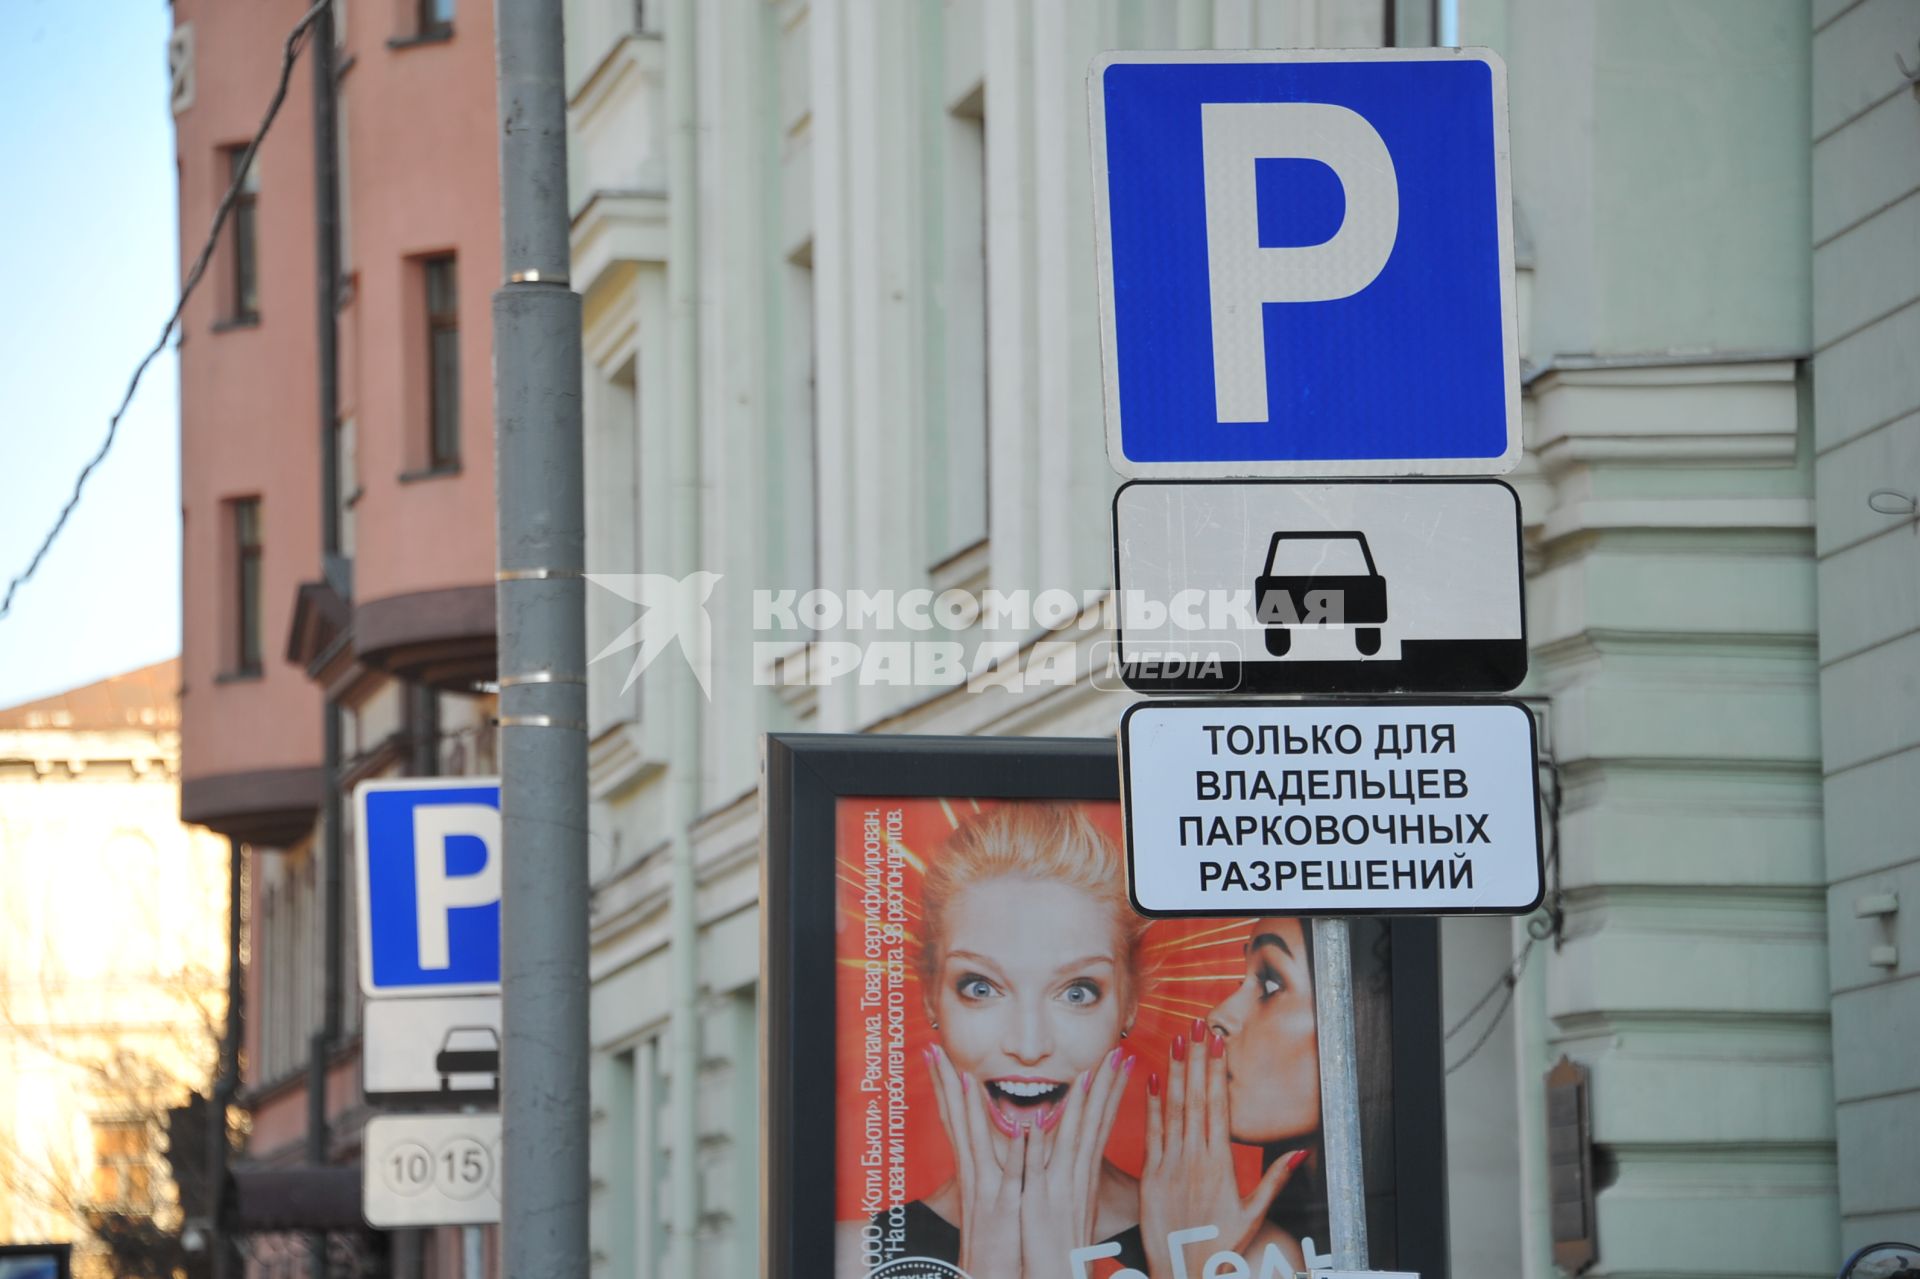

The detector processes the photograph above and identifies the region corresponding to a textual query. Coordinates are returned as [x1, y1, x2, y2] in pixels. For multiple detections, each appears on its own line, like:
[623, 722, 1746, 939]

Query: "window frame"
[231, 497, 264, 677]
[423, 254, 461, 471]
[417, 0, 454, 40]
[224, 145, 261, 325]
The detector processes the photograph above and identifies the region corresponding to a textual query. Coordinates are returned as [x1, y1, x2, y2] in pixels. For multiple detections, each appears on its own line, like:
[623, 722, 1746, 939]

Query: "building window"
[225, 146, 260, 323]
[425, 255, 461, 469]
[419, 0, 454, 39]
[932, 90, 989, 568]
[232, 498, 263, 676]
[90, 1119, 155, 1210]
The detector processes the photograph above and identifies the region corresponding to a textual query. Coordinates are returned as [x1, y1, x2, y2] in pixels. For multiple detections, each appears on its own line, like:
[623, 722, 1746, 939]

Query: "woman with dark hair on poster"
[1139, 916, 1321, 1278]
[836, 803, 1151, 1278]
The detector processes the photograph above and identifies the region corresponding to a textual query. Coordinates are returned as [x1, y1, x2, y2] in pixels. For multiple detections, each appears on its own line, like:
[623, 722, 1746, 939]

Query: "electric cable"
[0, 0, 332, 622]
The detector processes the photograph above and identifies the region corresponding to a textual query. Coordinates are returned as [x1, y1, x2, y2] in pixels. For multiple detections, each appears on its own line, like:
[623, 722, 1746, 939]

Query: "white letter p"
[412, 803, 501, 970]
[1200, 102, 1399, 423]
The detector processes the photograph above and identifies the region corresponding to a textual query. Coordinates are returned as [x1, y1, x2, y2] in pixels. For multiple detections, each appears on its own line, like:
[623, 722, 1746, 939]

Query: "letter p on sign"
[412, 804, 501, 970]
[1201, 103, 1398, 424]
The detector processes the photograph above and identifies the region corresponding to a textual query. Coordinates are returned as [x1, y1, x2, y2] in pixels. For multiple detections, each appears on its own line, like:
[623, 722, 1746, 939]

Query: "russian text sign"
[363, 1113, 502, 1228]
[1089, 48, 1518, 477]
[1121, 700, 1543, 916]
[1112, 478, 1526, 694]
[356, 778, 502, 998]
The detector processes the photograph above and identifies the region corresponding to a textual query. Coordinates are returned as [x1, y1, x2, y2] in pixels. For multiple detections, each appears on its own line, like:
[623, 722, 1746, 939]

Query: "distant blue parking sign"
[355, 778, 502, 997]
[1089, 49, 1518, 477]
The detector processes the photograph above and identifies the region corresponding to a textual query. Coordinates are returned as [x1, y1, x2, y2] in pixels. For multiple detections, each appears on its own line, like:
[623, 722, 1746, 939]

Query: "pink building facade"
[171, 0, 503, 1272]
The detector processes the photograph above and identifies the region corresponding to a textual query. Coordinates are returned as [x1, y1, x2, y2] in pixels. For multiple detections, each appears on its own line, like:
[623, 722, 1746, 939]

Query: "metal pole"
[491, 1, 589, 1278]
[208, 835, 245, 1279]
[462, 1226, 484, 1279]
[307, 10, 345, 1274]
[1312, 917, 1370, 1269]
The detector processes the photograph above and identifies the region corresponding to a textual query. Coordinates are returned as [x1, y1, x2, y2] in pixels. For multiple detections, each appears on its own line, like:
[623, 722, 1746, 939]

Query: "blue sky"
[0, 2, 183, 707]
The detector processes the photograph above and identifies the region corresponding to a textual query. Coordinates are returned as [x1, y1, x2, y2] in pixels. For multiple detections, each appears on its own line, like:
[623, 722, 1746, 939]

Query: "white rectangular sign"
[363, 1113, 501, 1228]
[1121, 700, 1543, 916]
[362, 994, 500, 1104]
[1113, 479, 1525, 694]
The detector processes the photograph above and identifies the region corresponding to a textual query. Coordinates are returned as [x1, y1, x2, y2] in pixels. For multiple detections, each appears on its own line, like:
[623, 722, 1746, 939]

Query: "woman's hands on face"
[1140, 1021, 1308, 1279]
[927, 1045, 1023, 1279]
[1018, 1045, 1133, 1277]
[925, 1042, 1133, 1278]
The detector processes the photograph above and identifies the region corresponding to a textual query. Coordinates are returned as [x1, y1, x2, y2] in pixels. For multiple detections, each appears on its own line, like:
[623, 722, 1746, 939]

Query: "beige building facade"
[0, 661, 229, 1276]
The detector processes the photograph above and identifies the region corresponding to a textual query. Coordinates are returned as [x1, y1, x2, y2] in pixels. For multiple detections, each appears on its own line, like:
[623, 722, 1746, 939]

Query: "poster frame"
[760, 731, 1449, 1279]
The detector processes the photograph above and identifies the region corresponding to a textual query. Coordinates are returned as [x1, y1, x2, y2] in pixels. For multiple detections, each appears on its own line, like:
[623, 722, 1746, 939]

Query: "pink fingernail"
[1108, 1046, 1122, 1069]
[1077, 1070, 1090, 1091]
[962, 1072, 973, 1093]
[1122, 1053, 1137, 1075]
[1040, 1104, 1064, 1133]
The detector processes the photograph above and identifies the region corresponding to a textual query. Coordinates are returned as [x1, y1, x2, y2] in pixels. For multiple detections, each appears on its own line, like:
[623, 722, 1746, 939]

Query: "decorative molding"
[1528, 358, 1803, 470]
[587, 721, 661, 801]
[757, 641, 820, 721]
[570, 32, 662, 122]
[572, 193, 669, 301]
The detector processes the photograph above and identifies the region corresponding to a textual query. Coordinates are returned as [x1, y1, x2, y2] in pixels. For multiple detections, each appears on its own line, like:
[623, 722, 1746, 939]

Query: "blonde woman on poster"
[834, 803, 1152, 1277]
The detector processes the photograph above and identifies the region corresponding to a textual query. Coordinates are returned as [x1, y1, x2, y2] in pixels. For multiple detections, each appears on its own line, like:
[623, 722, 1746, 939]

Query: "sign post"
[1314, 916, 1370, 1271]
[1091, 45, 1524, 1276]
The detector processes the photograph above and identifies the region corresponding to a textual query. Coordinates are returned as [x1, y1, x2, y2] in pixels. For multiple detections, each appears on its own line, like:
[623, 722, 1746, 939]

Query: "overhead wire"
[0, 0, 333, 622]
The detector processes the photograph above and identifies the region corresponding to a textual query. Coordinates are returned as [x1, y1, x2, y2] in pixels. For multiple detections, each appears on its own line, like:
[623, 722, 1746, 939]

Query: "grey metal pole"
[462, 1226, 484, 1279]
[1311, 917, 1370, 1269]
[307, 7, 344, 1275]
[208, 835, 244, 1279]
[491, 1, 589, 1277]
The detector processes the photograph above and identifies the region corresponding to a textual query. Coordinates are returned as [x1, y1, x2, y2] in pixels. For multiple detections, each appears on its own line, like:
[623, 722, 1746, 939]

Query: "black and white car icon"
[1254, 531, 1389, 658]
[436, 1026, 501, 1091]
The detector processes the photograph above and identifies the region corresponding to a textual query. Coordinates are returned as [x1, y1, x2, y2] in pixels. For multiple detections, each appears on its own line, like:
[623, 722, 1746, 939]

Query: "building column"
[1525, 356, 1835, 1277]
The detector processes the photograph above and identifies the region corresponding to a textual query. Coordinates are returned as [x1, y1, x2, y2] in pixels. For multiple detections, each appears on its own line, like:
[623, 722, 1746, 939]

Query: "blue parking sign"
[1090, 49, 1518, 477]
[355, 778, 502, 997]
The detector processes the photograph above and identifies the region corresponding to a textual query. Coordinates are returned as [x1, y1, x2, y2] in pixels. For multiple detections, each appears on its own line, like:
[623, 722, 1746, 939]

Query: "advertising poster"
[761, 735, 1442, 1279]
